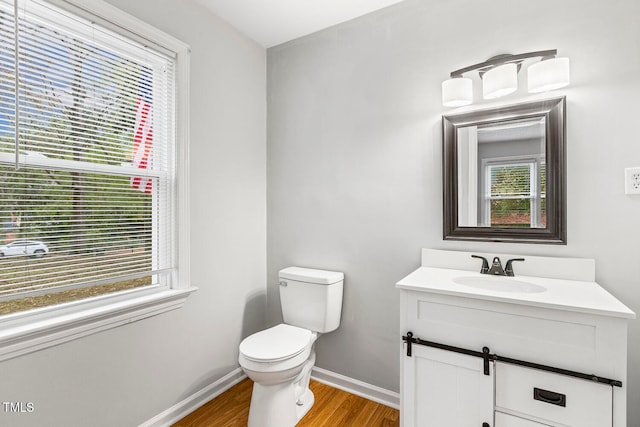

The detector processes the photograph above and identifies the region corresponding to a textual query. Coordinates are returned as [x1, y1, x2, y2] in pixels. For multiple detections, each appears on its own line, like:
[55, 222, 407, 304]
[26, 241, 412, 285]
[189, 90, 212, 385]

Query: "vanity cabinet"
[397, 249, 635, 427]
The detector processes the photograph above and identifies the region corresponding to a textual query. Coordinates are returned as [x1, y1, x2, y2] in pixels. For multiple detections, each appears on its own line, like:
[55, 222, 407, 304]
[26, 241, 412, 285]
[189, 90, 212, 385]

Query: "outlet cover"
[625, 167, 640, 195]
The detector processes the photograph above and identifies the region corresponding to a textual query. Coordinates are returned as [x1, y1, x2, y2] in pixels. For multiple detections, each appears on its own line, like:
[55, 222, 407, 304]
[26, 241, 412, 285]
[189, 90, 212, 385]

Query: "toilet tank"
[278, 267, 344, 333]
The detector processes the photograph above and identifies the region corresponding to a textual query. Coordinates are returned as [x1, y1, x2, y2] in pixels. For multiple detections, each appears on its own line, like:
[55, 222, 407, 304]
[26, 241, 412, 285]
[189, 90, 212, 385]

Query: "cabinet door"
[402, 345, 493, 427]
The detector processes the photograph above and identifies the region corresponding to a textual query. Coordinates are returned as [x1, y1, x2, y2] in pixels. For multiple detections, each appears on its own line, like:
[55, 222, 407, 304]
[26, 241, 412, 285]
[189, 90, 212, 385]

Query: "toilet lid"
[239, 324, 312, 362]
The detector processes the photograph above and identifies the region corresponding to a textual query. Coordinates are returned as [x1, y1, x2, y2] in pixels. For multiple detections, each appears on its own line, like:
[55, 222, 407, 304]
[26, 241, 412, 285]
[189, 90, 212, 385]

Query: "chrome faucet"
[488, 256, 506, 275]
[472, 255, 525, 277]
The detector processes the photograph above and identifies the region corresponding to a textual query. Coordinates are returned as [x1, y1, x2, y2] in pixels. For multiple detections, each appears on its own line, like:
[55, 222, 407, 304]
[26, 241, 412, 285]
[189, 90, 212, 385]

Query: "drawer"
[495, 411, 549, 427]
[495, 364, 612, 427]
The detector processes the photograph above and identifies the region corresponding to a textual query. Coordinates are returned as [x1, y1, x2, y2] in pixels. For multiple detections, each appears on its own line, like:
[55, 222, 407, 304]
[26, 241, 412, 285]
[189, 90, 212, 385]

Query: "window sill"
[0, 287, 197, 362]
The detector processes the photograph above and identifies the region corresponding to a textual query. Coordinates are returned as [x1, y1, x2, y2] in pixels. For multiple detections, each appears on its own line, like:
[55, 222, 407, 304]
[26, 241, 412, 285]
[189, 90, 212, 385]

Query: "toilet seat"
[240, 324, 312, 362]
[239, 324, 316, 374]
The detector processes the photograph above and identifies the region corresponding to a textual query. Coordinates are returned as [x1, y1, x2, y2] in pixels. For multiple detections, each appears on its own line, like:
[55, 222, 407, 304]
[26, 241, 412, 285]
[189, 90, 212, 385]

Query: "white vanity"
[397, 249, 635, 427]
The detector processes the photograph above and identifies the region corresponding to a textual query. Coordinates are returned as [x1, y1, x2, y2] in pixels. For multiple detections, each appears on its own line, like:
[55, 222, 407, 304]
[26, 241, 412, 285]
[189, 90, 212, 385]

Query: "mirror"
[443, 97, 566, 244]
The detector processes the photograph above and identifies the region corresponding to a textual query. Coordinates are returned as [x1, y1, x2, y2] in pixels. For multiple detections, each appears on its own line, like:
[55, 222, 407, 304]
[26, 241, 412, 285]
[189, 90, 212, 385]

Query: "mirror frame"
[442, 97, 566, 244]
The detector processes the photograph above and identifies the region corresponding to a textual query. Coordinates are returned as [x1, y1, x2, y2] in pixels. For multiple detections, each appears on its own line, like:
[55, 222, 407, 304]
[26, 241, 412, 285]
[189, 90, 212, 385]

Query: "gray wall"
[0, 0, 266, 426]
[267, 0, 640, 423]
[478, 138, 543, 161]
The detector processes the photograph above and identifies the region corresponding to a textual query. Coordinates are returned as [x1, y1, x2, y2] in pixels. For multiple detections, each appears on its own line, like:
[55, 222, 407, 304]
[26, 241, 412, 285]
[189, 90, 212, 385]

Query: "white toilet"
[238, 266, 344, 427]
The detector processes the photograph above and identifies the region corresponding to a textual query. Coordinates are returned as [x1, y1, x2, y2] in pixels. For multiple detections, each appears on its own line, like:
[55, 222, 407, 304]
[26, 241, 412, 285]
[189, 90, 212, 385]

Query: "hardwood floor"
[172, 378, 399, 427]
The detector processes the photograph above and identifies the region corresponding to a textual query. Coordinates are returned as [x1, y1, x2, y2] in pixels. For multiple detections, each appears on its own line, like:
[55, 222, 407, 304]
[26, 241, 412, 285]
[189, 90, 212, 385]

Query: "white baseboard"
[139, 368, 246, 427]
[311, 367, 400, 410]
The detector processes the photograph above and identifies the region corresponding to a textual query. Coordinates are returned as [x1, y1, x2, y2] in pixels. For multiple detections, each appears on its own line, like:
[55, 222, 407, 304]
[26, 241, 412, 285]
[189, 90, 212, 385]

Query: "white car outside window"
[0, 240, 49, 258]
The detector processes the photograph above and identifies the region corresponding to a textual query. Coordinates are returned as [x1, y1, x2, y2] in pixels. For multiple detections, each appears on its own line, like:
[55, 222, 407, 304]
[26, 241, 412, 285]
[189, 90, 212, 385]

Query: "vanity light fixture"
[442, 77, 473, 107]
[442, 49, 570, 107]
[482, 63, 518, 99]
[527, 57, 570, 93]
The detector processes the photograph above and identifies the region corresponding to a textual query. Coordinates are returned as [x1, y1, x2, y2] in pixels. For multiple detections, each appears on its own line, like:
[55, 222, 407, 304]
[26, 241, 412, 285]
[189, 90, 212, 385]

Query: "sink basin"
[453, 276, 546, 293]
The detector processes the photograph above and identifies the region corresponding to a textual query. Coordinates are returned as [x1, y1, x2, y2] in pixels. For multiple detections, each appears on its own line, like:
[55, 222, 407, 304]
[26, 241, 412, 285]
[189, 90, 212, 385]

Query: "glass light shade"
[527, 57, 570, 93]
[482, 63, 518, 99]
[442, 77, 473, 107]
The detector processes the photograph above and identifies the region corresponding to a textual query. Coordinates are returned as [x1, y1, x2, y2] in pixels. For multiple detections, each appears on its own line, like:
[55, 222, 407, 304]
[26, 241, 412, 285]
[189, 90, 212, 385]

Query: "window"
[482, 157, 546, 228]
[0, 0, 192, 361]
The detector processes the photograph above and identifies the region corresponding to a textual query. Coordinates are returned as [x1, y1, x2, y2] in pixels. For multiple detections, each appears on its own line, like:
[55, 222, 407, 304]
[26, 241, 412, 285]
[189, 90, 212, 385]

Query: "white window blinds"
[489, 164, 533, 199]
[0, 0, 176, 306]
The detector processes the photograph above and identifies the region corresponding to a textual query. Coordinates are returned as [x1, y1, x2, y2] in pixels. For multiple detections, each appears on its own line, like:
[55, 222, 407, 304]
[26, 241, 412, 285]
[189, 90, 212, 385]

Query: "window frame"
[480, 155, 546, 228]
[0, 0, 194, 362]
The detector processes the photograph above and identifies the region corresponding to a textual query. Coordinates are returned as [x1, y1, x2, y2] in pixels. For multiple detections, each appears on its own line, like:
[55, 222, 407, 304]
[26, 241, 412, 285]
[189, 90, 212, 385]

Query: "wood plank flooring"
[172, 378, 399, 427]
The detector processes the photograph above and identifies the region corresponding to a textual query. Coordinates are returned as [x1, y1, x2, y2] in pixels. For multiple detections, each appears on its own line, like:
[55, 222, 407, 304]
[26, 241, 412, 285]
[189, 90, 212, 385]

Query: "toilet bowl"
[239, 324, 318, 427]
[238, 267, 344, 427]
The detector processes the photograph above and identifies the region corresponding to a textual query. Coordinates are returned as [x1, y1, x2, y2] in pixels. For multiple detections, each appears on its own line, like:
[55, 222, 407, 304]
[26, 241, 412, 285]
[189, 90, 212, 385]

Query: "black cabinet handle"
[533, 387, 566, 407]
[482, 423, 490, 427]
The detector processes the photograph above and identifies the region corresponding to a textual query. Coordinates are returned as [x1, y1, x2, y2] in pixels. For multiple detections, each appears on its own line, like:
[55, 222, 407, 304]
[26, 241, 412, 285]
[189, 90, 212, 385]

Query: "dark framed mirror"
[443, 97, 566, 244]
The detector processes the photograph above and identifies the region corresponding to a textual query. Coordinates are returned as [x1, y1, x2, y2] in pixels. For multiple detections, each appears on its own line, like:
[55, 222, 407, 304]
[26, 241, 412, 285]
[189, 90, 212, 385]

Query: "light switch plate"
[625, 167, 640, 194]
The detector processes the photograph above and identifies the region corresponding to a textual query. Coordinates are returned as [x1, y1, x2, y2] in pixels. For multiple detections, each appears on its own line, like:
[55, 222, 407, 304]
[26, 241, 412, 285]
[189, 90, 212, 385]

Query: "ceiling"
[193, 0, 407, 48]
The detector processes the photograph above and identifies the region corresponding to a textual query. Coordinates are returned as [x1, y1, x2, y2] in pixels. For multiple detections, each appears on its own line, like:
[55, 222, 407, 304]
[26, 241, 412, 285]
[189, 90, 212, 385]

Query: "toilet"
[238, 266, 344, 427]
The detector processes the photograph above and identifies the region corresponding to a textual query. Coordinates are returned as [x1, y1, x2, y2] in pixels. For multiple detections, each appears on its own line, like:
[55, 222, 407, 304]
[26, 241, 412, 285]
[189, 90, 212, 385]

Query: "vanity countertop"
[396, 266, 635, 320]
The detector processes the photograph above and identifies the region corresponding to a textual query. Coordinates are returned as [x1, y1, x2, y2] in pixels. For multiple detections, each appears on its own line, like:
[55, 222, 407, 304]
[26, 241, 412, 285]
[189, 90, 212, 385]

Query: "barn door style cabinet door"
[397, 249, 634, 427]
[402, 344, 493, 426]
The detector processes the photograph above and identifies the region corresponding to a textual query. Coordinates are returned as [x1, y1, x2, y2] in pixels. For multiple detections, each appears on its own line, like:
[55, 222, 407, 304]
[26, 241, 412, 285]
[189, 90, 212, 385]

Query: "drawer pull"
[533, 387, 566, 407]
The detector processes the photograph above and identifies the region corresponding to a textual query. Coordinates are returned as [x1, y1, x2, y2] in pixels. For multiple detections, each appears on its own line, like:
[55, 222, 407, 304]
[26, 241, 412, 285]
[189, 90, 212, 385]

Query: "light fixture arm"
[449, 49, 558, 78]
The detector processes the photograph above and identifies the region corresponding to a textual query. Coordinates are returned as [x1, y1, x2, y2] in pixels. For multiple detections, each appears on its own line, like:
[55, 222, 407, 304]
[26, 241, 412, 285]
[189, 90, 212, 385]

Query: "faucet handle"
[505, 258, 525, 277]
[471, 255, 490, 274]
